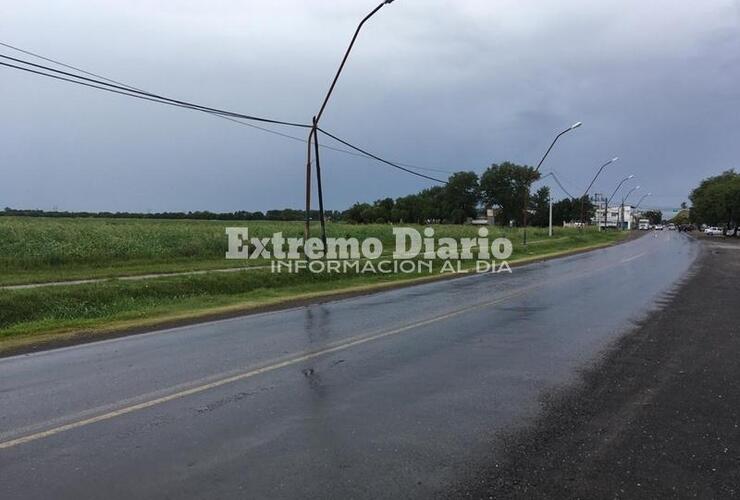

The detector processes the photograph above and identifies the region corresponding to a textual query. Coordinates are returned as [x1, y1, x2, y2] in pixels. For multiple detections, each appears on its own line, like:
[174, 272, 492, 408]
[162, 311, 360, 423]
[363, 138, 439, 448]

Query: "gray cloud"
[1, 0, 738, 212]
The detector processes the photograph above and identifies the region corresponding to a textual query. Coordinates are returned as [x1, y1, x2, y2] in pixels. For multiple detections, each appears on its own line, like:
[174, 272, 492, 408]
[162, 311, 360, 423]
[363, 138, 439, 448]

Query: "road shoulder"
[451, 236, 740, 498]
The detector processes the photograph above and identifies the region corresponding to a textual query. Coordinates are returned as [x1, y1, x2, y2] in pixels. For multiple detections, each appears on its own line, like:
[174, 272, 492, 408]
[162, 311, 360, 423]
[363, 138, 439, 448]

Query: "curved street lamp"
[579, 156, 619, 227]
[620, 185, 640, 229]
[622, 185, 641, 205]
[635, 192, 652, 210]
[603, 174, 635, 230]
[305, 0, 396, 246]
[534, 122, 582, 172]
[523, 121, 582, 245]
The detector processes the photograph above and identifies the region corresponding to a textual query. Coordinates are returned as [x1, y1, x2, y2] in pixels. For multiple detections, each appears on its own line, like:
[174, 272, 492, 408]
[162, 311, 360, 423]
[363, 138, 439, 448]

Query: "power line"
[317, 127, 448, 184]
[0, 44, 454, 177]
[0, 42, 330, 149]
[539, 171, 576, 198]
[0, 52, 309, 129]
[0, 41, 147, 92]
[549, 172, 576, 198]
[0, 42, 333, 152]
[0, 60, 213, 111]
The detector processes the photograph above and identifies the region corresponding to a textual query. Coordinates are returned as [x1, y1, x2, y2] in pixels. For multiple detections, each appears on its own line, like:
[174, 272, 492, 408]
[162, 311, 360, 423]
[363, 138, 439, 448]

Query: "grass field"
[0, 216, 628, 351]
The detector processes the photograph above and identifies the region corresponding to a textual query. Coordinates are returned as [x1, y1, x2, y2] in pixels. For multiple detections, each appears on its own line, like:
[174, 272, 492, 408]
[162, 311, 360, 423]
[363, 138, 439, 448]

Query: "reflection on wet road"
[0, 231, 699, 499]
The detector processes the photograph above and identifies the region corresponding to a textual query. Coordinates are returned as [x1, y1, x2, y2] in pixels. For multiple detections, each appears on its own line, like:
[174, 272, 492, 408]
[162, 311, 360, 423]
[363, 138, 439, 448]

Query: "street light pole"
[536, 172, 558, 237]
[603, 174, 634, 230]
[631, 192, 652, 229]
[304, 0, 395, 248]
[580, 157, 619, 228]
[635, 192, 652, 210]
[622, 185, 640, 206]
[523, 121, 581, 246]
[621, 185, 640, 230]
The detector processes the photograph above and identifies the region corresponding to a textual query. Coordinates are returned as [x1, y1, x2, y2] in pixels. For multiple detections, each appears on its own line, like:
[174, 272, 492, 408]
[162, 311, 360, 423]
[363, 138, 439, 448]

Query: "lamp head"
[570, 121, 582, 129]
[628, 174, 634, 179]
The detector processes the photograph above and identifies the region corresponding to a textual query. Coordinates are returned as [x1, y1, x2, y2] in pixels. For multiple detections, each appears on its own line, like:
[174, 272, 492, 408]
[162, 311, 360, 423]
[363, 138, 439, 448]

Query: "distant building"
[470, 206, 500, 225]
[594, 205, 638, 229]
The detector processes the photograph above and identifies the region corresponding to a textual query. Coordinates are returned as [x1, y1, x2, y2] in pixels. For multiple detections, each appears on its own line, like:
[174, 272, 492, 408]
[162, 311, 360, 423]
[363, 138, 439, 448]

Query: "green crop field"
[0, 216, 628, 351]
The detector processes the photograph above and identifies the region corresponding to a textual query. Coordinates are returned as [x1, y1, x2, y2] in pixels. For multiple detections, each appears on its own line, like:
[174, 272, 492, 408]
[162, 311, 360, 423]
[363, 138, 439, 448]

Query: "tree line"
[3, 162, 600, 226]
[343, 162, 595, 226]
[1, 207, 342, 222]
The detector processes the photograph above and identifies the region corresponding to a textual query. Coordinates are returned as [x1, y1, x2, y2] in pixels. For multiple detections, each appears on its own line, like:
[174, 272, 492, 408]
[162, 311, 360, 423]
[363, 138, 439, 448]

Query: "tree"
[416, 186, 446, 223]
[442, 171, 480, 223]
[479, 162, 540, 226]
[529, 186, 551, 227]
[551, 196, 595, 226]
[343, 203, 372, 224]
[670, 209, 690, 225]
[642, 210, 663, 225]
[394, 194, 422, 224]
[390, 207, 408, 223]
[551, 198, 576, 226]
[373, 198, 395, 223]
[690, 170, 740, 234]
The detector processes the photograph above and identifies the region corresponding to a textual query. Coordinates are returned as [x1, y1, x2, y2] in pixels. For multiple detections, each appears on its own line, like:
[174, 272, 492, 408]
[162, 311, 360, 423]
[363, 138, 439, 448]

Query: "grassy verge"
[1, 217, 608, 285]
[0, 222, 628, 353]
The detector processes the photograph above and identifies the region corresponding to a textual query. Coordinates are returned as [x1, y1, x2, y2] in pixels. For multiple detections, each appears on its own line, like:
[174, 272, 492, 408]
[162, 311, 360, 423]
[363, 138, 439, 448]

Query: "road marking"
[0, 286, 535, 451]
[620, 252, 647, 264]
[0, 242, 657, 450]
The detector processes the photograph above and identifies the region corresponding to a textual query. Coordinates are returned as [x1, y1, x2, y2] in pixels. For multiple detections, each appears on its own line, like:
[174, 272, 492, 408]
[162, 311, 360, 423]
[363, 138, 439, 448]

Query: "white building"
[594, 205, 638, 229]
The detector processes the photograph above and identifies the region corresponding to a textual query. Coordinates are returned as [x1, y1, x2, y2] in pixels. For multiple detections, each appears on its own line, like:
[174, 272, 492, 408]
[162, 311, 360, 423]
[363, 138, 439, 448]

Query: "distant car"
[667, 224, 677, 230]
[704, 227, 723, 236]
[655, 225, 665, 230]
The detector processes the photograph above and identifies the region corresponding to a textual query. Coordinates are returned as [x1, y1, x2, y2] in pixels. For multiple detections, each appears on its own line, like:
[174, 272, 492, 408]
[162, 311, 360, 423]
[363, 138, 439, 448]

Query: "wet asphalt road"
[0, 231, 699, 499]
[453, 234, 740, 498]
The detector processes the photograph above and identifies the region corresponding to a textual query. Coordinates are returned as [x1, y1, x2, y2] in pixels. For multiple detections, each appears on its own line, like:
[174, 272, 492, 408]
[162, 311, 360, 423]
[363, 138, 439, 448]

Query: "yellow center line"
[0, 285, 539, 450]
[0, 250, 644, 451]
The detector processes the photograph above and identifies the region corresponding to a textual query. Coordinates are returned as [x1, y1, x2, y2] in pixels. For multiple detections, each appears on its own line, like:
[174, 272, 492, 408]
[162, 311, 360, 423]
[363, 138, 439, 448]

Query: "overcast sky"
[1, 0, 738, 213]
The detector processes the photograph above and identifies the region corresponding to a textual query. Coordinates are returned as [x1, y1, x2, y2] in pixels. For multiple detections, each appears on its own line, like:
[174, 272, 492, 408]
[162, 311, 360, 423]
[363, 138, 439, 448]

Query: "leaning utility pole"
[304, 0, 395, 250]
[304, 131, 313, 241]
[312, 117, 327, 249]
